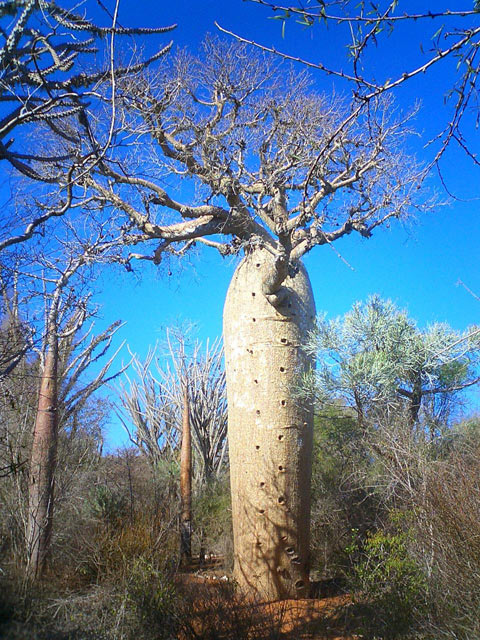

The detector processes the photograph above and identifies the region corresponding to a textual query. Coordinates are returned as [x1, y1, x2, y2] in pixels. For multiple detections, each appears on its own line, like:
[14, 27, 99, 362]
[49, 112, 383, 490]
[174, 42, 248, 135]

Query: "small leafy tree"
[305, 295, 480, 437]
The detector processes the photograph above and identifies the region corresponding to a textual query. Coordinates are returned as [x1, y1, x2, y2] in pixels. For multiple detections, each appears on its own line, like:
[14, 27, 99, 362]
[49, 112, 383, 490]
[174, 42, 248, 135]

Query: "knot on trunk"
[261, 254, 289, 308]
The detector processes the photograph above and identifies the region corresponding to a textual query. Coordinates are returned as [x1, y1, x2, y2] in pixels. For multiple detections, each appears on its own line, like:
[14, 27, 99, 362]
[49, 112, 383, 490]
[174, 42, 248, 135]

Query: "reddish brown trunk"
[180, 386, 192, 561]
[27, 343, 58, 578]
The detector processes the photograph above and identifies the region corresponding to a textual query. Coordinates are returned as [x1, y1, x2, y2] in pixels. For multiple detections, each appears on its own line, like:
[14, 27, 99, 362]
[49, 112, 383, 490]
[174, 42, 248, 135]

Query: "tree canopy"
[81, 37, 426, 295]
[305, 295, 480, 434]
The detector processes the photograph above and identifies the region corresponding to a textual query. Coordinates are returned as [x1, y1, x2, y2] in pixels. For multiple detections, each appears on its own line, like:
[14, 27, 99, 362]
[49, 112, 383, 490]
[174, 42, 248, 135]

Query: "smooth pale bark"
[27, 344, 58, 578]
[223, 248, 315, 600]
[180, 386, 192, 561]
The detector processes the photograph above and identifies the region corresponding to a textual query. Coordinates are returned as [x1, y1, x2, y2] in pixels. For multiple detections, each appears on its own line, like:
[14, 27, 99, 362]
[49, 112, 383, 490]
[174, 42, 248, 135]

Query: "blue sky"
[87, 1, 480, 448]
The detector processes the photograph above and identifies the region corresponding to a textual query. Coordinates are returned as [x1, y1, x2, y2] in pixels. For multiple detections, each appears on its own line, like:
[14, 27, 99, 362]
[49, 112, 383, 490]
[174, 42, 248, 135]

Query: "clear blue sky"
[89, 1, 480, 448]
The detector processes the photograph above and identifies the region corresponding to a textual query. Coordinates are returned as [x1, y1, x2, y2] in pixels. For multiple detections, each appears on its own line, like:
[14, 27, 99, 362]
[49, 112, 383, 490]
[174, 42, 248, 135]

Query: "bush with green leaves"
[309, 406, 383, 578]
[346, 513, 427, 638]
[192, 473, 233, 563]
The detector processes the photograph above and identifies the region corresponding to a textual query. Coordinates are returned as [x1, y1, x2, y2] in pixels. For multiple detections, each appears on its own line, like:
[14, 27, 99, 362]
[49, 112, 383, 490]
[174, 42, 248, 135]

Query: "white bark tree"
[89, 38, 426, 599]
[0, 0, 175, 252]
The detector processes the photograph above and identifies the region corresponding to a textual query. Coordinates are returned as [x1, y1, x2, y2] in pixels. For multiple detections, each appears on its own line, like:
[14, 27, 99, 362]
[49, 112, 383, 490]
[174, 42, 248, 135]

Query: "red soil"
[175, 574, 359, 639]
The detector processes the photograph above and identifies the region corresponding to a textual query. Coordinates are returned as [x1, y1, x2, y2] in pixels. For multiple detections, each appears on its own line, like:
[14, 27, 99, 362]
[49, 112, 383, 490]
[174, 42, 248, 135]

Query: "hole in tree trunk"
[281, 400, 286, 406]
[295, 580, 304, 589]
[252, 318, 256, 322]
[285, 547, 294, 554]
[254, 379, 258, 384]
[280, 338, 287, 343]
[256, 409, 260, 415]
[278, 496, 285, 504]
[256, 445, 260, 450]
[278, 465, 285, 472]
[258, 508, 265, 514]
[278, 434, 284, 440]
[260, 482, 265, 488]
[280, 367, 285, 372]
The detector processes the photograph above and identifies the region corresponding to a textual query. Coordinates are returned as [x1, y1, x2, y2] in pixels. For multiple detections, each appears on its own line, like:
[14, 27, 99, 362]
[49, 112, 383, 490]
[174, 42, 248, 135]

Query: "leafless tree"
[119, 330, 228, 565]
[0, 0, 175, 252]
[119, 330, 228, 484]
[92, 37, 426, 599]
[20, 224, 129, 578]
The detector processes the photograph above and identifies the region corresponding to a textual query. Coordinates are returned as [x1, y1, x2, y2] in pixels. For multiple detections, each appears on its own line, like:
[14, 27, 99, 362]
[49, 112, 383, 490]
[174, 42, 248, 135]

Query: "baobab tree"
[88, 38, 425, 599]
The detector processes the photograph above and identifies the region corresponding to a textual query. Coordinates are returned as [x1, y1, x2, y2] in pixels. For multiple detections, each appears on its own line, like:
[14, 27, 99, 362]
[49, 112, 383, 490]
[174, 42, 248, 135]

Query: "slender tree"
[119, 331, 227, 564]
[180, 385, 192, 562]
[25, 228, 127, 578]
[90, 38, 425, 599]
[119, 332, 228, 483]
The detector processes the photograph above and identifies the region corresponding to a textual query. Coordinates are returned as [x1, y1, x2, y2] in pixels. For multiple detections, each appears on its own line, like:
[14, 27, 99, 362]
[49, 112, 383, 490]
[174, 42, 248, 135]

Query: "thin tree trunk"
[180, 385, 192, 562]
[26, 338, 58, 578]
[223, 248, 315, 600]
[409, 379, 422, 431]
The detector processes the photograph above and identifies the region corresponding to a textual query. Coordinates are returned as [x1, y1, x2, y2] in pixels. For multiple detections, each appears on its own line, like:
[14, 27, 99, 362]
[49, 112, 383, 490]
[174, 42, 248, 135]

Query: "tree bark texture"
[180, 386, 192, 561]
[223, 248, 315, 600]
[27, 345, 58, 578]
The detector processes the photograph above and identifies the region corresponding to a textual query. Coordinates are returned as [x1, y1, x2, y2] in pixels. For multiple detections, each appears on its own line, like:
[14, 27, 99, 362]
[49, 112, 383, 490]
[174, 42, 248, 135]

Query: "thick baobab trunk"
[180, 386, 192, 562]
[223, 247, 315, 600]
[27, 343, 58, 578]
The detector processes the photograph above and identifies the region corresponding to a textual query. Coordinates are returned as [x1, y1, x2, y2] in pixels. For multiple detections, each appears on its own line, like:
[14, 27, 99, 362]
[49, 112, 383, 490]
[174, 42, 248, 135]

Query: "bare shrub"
[416, 427, 480, 638]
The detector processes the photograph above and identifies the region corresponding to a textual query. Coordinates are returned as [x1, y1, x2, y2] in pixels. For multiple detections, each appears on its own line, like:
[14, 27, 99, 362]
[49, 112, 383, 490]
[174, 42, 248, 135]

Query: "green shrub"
[346, 514, 427, 638]
[125, 558, 178, 636]
[192, 474, 232, 562]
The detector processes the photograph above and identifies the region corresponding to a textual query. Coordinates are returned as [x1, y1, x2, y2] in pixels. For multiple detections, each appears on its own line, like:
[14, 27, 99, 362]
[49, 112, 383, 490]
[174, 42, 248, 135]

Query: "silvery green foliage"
[305, 295, 480, 431]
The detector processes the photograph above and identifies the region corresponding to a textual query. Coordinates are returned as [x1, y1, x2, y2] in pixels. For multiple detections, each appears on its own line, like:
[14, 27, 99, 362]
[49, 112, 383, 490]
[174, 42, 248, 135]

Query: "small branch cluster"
[221, 1, 480, 170]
